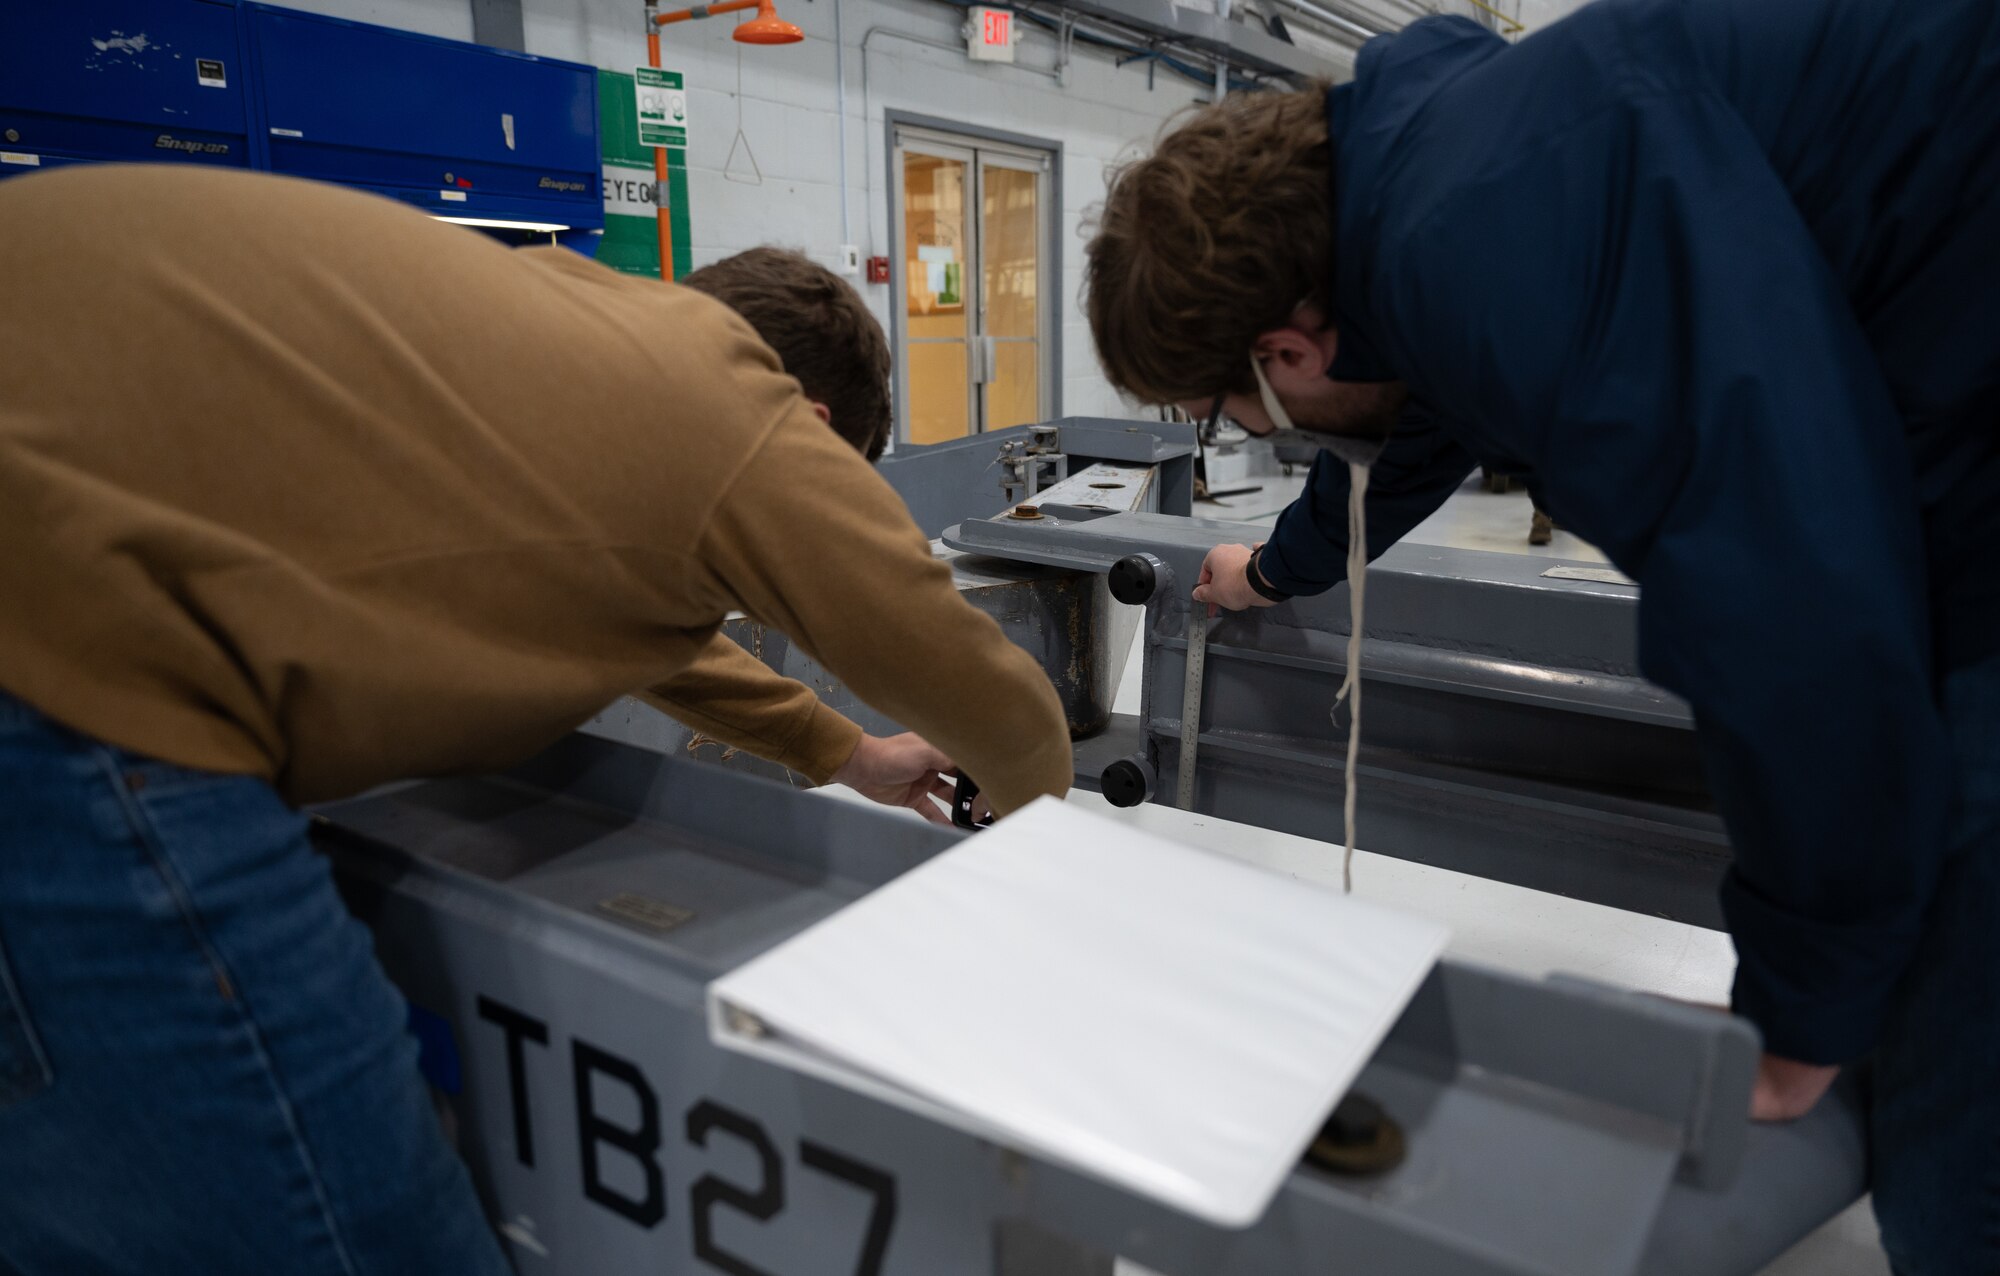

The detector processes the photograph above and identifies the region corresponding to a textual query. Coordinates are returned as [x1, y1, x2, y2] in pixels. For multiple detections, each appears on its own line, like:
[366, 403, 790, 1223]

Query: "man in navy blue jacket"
[1085, 0, 1997, 1267]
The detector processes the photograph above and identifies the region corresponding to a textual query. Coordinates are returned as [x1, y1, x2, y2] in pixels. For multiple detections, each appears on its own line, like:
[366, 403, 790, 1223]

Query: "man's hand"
[1193, 543, 1281, 617]
[829, 731, 961, 826]
[1659, 1001, 1841, 1123]
[1751, 1054, 1840, 1121]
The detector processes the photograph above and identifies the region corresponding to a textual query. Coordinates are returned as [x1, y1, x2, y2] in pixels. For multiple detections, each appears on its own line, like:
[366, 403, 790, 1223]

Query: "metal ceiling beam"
[1271, 0, 1392, 42]
[1048, 0, 1347, 79]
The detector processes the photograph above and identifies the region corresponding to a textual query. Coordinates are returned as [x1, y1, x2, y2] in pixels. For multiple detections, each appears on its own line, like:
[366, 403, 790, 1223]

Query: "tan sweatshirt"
[0, 166, 1072, 813]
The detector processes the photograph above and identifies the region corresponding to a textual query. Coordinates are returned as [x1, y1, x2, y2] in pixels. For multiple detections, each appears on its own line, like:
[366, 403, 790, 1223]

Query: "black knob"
[1108, 555, 1157, 606]
[1323, 1094, 1385, 1147]
[1101, 757, 1153, 808]
[1303, 1091, 1406, 1176]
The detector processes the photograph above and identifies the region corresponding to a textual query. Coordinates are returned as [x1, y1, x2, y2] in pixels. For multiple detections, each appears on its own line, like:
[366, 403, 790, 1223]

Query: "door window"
[894, 128, 1053, 443]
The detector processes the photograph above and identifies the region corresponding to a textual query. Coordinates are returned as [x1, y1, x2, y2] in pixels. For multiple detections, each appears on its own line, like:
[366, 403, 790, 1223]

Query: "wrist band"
[1246, 548, 1291, 603]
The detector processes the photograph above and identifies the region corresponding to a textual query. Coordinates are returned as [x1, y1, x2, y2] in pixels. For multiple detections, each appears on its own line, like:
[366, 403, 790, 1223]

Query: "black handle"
[952, 771, 994, 830]
[1108, 554, 1160, 606]
[1100, 756, 1155, 809]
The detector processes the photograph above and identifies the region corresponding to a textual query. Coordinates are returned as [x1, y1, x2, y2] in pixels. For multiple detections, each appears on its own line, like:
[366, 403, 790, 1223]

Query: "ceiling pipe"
[1214, 0, 1232, 98]
[1269, 0, 1393, 41]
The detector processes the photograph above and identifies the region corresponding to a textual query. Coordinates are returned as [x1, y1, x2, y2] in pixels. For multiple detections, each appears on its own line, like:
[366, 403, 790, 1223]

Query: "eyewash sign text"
[634, 67, 689, 148]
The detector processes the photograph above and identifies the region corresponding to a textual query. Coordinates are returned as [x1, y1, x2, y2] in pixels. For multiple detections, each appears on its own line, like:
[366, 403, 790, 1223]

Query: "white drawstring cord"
[1248, 353, 1374, 891]
[1332, 461, 1370, 893]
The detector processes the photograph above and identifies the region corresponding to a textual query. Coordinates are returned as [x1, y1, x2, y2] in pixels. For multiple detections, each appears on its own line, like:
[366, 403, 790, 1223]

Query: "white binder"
[709, 798, 1448, 1227]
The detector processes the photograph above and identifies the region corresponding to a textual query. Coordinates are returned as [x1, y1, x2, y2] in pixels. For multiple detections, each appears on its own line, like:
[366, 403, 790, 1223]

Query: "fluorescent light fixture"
[432, 215, 572, 233]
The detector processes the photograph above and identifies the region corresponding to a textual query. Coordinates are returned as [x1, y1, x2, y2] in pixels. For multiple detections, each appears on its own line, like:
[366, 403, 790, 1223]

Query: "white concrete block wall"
[274, 0, 475, 40]
[288, 0, 1235, 425]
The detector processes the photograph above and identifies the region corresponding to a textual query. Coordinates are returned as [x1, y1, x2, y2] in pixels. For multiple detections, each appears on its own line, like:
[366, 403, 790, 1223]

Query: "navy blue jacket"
[1261, 0, 2000, 1062]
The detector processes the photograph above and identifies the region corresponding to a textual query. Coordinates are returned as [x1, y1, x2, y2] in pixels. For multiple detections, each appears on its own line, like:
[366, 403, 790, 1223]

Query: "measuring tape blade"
[1177, 608, 1207, 809]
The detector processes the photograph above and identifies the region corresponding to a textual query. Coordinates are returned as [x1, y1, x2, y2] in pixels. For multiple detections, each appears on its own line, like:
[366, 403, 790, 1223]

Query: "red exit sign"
[968, 6, 1016, 61]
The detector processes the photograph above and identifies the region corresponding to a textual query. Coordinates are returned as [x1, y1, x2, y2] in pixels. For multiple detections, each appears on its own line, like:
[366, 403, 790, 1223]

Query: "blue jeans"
[1871, 652, 2000, 1274]
[0, 693, 511, 1275]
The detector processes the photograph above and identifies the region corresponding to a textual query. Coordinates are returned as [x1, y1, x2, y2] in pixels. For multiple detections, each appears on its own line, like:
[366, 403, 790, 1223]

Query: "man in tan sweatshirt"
[664, 243, 989, 821]
[0, 166, 1071, 1274]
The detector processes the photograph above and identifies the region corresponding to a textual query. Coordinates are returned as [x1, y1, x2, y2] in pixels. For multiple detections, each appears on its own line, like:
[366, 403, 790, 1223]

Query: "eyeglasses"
[1200, 392, 1272, 439]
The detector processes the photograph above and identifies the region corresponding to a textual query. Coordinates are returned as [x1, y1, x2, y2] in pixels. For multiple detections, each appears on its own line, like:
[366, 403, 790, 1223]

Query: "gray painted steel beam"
[1048, 0, 1344, 79]
[946, 511, 1732, 927]
[314, 734, 1864, 1275]
[877, 419, 1196, 540]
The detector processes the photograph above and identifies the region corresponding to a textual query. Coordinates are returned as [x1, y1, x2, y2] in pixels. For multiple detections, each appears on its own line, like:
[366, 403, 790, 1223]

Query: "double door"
[895, 126, 1053, 444]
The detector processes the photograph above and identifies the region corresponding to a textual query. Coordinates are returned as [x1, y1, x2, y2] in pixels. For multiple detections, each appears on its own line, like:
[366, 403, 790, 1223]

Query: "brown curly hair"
[683, 247, 894, 461]
[1084, 88, 1333, 405]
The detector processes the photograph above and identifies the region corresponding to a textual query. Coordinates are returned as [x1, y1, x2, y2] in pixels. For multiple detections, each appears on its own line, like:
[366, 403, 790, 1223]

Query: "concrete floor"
[824, 471, 1889, 1275]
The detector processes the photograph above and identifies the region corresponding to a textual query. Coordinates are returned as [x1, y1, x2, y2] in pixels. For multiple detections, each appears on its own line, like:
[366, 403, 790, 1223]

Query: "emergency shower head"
[734, 0, 803, 43]
[652, 0, 802, 43]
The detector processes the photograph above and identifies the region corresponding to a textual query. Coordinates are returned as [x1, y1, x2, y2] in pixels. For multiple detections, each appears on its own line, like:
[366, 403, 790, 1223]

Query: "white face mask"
[1251, 355, 1389, 469]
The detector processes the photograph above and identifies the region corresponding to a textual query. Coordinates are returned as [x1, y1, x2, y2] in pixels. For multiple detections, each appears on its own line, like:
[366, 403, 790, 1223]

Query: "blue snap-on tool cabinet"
[1, 1, 603, 245]
[0, 1, 254, 177]
[245, 5, 601, 235]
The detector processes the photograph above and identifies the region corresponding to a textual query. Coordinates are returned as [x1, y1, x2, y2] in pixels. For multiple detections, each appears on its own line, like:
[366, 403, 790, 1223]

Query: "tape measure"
[1177, 608, 1207, 810]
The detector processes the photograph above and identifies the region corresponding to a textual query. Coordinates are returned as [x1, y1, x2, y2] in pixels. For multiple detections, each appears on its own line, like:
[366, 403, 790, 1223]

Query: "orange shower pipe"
[644, 0, 803, 280]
